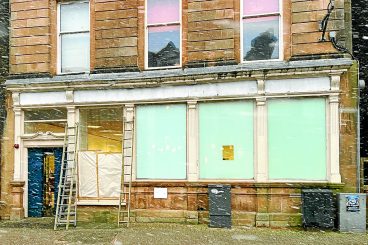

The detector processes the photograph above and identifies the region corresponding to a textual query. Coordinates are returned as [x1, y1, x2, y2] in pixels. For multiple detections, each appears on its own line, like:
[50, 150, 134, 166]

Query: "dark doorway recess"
[28, 148, 62, 217]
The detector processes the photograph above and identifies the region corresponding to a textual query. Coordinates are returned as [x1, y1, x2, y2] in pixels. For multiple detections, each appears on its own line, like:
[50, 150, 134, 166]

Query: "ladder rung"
[118, 221, 129, 224]
[59, 212, 76, 215]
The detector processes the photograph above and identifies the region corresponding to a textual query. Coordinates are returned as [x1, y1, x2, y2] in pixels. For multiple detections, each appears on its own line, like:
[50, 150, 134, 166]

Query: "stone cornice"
[5, 58, 353, 92]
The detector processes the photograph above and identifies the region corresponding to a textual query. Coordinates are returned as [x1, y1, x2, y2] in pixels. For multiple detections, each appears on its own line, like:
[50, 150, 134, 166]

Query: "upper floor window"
[146, 0, 181, 68]
[242, 0, 281, 62]
[58, 1, 90, 73]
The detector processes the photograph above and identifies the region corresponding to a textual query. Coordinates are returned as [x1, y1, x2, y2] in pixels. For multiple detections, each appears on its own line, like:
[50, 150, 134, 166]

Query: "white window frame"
[240, 0, 283, 63]
[57, 0, 90, 74]
[144, 0, 182, 70]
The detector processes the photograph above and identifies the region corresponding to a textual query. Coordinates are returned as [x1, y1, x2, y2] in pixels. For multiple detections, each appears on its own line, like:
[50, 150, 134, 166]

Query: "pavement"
[0, 218, 367, 245]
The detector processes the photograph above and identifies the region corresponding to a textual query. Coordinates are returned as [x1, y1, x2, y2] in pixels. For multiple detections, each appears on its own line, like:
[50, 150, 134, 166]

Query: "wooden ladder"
[54, 124, 79, 230]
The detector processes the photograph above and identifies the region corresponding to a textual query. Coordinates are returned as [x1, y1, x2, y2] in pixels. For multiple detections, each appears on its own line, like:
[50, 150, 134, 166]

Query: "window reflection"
[148, 26, 180, 67]
[24, 108, 67, 134]
[243, 16, 279, 61]
[79, 107, 123, 153]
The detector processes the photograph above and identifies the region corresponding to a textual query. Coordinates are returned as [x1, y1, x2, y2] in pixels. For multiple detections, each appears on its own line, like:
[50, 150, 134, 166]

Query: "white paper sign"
[154, 187, 168, 199]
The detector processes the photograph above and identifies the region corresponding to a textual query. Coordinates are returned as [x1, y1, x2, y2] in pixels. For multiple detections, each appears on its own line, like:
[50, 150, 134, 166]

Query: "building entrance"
[28, 148, 62, 217]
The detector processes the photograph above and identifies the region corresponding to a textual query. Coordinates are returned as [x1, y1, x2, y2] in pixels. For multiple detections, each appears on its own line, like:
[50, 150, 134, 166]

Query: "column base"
[329, 174, 342, 183]
[10, 181, 25, 221]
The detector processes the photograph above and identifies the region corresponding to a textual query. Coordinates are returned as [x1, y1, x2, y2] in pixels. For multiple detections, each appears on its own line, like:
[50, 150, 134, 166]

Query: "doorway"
[28, 148, 62, 217]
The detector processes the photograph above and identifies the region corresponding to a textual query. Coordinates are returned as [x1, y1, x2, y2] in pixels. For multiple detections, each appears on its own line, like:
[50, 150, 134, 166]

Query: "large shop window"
[242, 0, 281, 61]
[78, 107, 123, 200]
[268, 98, 327, 180]
[136, 104, 186, 179]
[146, 0, 181, 68]
[199, 101, 254, 179]
[24, 108, 67, 134]
[59, 1, 90, 73]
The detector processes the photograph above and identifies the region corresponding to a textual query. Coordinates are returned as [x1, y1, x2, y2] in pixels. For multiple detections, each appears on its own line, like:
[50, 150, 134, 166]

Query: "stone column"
[187, 101, 198, 181]
[329, 75, 341, 183]
[13, 106, 22, 181]
[329, 94, 341, 183]
[10, 181, 25, 220]
[255, 79, 268, 182]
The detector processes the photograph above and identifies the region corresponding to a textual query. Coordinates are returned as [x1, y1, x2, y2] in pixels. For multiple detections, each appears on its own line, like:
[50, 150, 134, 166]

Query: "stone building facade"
[0, 0, 9, 214]
[0, 0, 360, 227]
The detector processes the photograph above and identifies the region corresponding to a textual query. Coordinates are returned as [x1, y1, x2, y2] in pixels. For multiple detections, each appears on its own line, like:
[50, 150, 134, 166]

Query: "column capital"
[187, 100, 197, 109]
[124, 104, 135, 111]
[329, 94, 339, 103]
[256, 97, 266, 106]
[13, 107, 21, 116]
[66, 105, 76, 112]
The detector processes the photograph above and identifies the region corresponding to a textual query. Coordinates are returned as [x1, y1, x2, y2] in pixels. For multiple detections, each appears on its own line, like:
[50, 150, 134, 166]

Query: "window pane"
[79, 107, 123, 152]
[60, 2, 89, 33]
[199, 101, 254, 179]
[147, 0, 179, 24]
[61, 33, 90, 73]
[243, 0, 279, 16]
[24, 122, 66, 134]
[148, 25, 180, 67]
[136, 104, 186, 179]
[268, 98, 326, 180]
[24, 108, 67, 121]
[243, 16, 279, 61]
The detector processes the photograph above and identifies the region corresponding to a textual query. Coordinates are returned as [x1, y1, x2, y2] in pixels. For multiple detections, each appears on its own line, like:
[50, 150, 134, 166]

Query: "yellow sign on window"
[222, 145, 234, 160]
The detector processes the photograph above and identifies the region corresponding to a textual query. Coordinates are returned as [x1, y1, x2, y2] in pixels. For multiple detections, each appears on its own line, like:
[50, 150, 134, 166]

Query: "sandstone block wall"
[291, 0, 346, 57]
[10, 0, 50, 74]
[8, 0, 351, 74]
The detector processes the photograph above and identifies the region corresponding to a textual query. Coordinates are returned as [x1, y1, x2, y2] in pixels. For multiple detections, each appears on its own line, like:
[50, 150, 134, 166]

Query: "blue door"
[28, 148, 62, 217]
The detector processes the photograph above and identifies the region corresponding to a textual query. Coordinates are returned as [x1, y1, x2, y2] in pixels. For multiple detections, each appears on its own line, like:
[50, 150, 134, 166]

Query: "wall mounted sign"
[346, 195, 360, 212]
[154, 187, 168, 199]
[222, 145, 234, 160]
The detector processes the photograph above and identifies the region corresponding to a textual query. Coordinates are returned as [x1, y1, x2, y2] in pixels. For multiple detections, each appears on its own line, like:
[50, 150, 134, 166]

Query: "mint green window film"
[199, 101, 254, 179]
[268, 98, 327, 180]
[136, 104, 186, 179]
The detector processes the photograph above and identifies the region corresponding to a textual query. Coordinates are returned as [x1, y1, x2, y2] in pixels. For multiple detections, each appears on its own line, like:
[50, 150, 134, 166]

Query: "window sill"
[144, 66, 181, 71]
[57, 71, 90, 76]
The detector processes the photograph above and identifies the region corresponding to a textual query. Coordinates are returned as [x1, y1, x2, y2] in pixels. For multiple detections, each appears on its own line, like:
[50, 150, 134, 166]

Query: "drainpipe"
[357, 64, 365, 193]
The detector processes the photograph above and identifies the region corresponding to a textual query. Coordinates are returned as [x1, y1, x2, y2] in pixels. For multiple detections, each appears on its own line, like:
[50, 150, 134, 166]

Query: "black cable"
[320, 0, 335, 41]
[330, 36, 356, 60]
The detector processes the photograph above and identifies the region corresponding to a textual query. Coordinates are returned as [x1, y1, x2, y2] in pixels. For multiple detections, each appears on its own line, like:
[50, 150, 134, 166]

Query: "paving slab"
[0, 218, 366, 245]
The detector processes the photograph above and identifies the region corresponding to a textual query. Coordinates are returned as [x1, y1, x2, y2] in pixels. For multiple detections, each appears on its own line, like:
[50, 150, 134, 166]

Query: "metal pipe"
[357, 60, 365, 192]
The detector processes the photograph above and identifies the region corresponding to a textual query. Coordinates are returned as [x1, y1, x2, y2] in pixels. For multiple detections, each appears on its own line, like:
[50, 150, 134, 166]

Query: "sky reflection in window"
[148, 25, 180, 67]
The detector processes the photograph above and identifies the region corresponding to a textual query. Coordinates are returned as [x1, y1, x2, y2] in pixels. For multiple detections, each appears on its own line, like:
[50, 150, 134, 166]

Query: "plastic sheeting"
[78, 151, 98, 197]
[98, 154, 122, 198]
[78, 151, 122, 199]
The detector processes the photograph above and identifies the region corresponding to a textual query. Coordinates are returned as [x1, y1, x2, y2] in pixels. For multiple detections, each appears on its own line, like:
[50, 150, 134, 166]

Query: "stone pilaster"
[10, 181, 25, 220]
[255, 79, 267, 181]
[187, 101, 198, 181]
[329, 75, 341, 183]
[13, 105, 22, 181]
